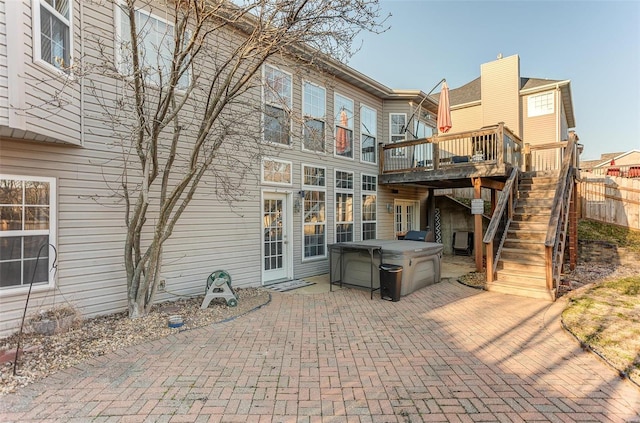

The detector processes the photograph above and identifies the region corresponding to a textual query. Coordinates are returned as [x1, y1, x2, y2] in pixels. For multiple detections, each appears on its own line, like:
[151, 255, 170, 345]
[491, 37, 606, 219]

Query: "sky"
[346, 0, 640, 161]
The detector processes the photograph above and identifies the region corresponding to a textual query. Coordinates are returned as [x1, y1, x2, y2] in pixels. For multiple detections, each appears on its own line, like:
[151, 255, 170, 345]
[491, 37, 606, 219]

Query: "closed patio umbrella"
[336, 109, 349, 154]
[437, 81, 452, 134]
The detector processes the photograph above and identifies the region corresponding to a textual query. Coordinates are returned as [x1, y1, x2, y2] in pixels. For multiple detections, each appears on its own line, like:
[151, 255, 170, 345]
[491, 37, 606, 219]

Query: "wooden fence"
[579, 175, 640, 230]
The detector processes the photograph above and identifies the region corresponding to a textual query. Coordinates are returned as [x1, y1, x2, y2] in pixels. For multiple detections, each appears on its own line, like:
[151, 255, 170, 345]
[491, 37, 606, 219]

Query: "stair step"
[510, 221, 548, 231]
[498, 259, 546, 272]
[512, 214, 549, 223]
[517, 198, 554, 207]
[506, 230, 546, 241]
[496, 269, 546, 283]
[488, 278, 554, 301]
[503, 239, 545, 250]
[501, 247, 546, 260]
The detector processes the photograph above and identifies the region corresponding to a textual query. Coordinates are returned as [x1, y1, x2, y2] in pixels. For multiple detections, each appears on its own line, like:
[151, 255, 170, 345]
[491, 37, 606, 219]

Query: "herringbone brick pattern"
[2, 280, 639, 422]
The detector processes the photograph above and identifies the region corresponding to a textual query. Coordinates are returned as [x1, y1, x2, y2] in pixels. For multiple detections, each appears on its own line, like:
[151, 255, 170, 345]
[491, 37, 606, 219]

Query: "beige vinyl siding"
[449, 104, 482, 133]
[0, 1, 8, 125]
[522, 91, 557, 145]
[18, 0, 82, 145]
[480, 54, 521, 137]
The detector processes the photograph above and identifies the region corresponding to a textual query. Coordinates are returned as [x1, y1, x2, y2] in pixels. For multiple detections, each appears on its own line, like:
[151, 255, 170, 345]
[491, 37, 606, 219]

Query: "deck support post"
[427, 188, 436, 242]
[569, 181, 578, 270]
[472, 177, 483, 272]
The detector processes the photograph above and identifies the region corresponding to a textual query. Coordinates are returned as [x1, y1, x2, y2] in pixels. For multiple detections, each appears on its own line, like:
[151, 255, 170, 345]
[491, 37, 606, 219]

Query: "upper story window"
[334, 94, 354, 159]
[263, 65, 292, 146]
[0, 176, 57, 292]
[261, 158, 292, 185]
[303, 82, 326, 152]
[117, 6, 191, 89]
[361, 105, 377, 164]
[390, 113, 407, 142]
[527, 92, 554, 117]
[414, 120, 433, 139]
[34, 0, 71, 71]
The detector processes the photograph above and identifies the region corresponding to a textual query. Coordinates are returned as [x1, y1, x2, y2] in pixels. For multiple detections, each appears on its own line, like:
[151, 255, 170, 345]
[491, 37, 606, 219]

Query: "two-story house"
[0, 0, 440, 335]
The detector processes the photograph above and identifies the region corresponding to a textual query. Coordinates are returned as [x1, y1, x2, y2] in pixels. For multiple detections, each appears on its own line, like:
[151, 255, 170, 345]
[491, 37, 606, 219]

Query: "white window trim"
[334, 168, 354, 243]
[114, 3, 192, 90]
[527, 92, 554, 117]
[301, 80, 327, 153]
[390, 113, 407, 142]
[301, 164, 327, 262]
[0, 174, 57, 296]
[361, 173, 377, 241]
[261, 158, 293, 186]
[32, 0, 73, 75]
[334, 92, 355, 160]
[262, 64, 293, 147]
[360, 104, 377, 164]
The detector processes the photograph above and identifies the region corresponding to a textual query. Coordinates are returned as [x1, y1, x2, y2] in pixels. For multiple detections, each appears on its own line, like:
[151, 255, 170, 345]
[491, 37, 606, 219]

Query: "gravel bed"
[0, 288, 270, 396]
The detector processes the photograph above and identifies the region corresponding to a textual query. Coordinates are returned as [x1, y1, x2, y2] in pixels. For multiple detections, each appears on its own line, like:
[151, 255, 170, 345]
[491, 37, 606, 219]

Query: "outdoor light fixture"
[387, 203, 393, 214]
[294, 190, 305, 213]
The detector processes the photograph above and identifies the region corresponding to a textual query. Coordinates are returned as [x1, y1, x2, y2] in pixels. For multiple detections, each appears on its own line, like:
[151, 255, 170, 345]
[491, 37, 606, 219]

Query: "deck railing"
[379, 123, 523, 174]
[544, 132, 579, 296]
[483, 167, 519, 281]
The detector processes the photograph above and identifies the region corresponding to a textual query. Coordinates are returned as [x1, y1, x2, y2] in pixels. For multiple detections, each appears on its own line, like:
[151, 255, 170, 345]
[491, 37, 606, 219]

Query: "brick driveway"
[1, 279, 639, 422]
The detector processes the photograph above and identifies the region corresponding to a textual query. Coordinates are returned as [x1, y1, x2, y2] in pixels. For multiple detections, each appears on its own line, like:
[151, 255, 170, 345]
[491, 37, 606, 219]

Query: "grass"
[578, 219, 640, 253]
[562, 275, 640, 383]
[563, 219, 640, 384]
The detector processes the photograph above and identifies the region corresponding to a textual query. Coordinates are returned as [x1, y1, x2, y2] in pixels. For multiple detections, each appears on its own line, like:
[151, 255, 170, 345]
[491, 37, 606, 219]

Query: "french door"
[394, 200, 420, 239]
[262, 192, 291, 283]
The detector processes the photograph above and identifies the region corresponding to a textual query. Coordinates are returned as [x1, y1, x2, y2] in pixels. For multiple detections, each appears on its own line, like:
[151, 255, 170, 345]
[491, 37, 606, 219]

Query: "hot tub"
[329, 239, 443, 297]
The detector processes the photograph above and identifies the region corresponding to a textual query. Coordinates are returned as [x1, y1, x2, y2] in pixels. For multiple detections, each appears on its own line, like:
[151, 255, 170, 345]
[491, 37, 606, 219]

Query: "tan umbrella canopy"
[437, 81, 452, 134]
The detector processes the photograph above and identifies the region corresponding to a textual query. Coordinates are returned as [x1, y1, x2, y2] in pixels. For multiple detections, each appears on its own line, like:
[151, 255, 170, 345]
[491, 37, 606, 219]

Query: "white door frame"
[394, 199, 420, 238]
[261, 190, 294, 285]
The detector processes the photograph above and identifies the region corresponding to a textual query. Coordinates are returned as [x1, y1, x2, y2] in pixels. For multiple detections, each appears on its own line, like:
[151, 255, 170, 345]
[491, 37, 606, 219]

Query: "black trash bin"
[379, 263, 403, 302]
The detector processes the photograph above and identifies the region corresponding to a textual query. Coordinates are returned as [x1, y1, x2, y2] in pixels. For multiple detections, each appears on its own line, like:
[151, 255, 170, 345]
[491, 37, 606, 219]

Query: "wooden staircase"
[488, 172, 558, 300]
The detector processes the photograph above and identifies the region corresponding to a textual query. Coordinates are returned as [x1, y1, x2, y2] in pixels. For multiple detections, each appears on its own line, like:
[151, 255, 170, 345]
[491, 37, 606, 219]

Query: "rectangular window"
[35, 0, 71, 71]
[390, 113, 407, 157]
[361, 105, 377, 163]
[334, 94, 354, 159]
[263, 65, 292, 145]
[361, 174, 377, 241]
[117, 6, 191, 89]
[0, 176, 56, 291]
[528, 92, 554, 117]
[262, 159, 292, 185]
[302, 166, 326, 259]
[303, 82, 326, 152]
[335, 170, 354, 242]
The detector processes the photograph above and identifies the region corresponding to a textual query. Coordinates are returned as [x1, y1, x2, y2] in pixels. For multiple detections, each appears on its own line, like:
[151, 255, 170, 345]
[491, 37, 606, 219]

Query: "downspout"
[79, 0, 85, 146]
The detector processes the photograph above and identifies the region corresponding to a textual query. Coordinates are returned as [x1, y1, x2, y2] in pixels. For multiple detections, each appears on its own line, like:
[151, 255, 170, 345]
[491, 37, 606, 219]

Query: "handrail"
[544, 132, 578, 295]
[483, 167, 518, 280]
[484, 167, 518, 243]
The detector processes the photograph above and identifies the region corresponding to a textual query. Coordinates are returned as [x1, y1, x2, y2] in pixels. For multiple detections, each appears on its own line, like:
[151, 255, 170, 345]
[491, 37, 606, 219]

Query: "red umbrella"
[336, 109, 349, 154]
[437, 81, 452, 134]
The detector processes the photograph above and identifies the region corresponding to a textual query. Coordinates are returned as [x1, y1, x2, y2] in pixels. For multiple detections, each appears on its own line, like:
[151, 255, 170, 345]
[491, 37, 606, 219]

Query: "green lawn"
[562, 220, 640, 384]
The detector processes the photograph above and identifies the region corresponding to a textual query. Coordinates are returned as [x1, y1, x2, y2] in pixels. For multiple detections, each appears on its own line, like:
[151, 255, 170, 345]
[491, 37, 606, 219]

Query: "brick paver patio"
[1, 279, 639, 422]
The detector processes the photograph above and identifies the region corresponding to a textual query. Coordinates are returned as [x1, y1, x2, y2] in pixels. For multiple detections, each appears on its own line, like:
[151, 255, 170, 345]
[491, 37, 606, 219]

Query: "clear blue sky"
[347, 0, 640, 161]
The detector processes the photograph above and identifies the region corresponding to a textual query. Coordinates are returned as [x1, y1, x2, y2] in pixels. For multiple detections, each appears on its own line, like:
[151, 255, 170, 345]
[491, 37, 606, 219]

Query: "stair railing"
[483, 167, 519, 282]
[544, 132, 578, 297]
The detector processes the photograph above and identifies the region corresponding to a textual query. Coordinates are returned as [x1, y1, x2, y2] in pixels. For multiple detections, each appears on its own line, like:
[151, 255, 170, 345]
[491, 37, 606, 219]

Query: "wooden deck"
[379, 123, 522, 188]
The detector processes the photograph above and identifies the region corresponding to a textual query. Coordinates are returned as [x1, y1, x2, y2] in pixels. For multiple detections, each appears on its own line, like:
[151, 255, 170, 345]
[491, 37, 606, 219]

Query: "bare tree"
[84, 0, 387, 318]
